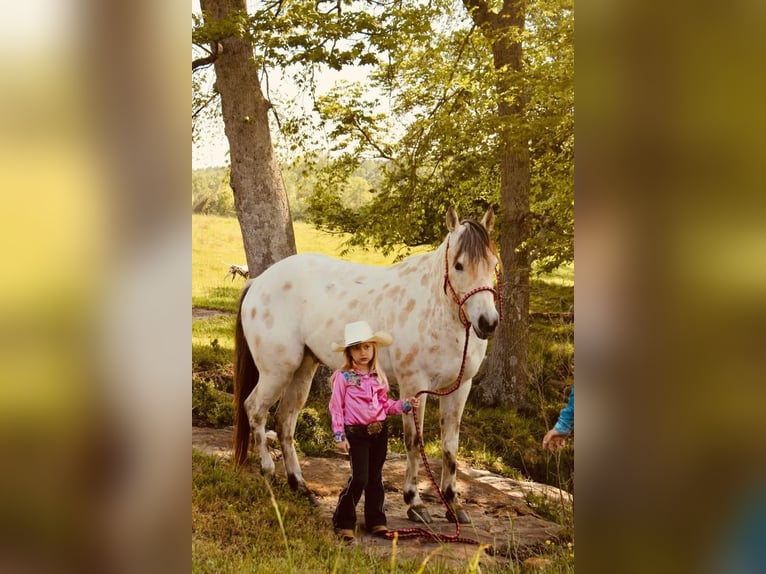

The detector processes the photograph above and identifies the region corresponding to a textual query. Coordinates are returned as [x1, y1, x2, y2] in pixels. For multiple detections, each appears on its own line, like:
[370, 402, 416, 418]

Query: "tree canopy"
[194, 0, 572, 270]
[253, 0, 574, 272]
[193, 0, 573, 405]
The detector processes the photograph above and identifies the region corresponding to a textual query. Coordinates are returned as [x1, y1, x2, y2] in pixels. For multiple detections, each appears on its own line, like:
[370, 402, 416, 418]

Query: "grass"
[533, 262, 574, 287]
[193, 449, 344, 573]
[192, 449, 574, 573]
[192, 214, 247, 312]
[192, 214, 428, 311]
[192, 450, 458, 574]
[192, 314, 236, 373]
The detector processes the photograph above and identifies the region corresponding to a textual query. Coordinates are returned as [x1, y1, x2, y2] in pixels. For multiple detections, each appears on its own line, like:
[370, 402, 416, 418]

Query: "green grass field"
[192, 215, 432, 312]
[192, 213, 572, 311]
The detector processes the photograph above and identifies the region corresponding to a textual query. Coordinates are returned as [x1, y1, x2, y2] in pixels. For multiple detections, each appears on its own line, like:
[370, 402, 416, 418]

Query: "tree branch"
[192, 42, 221, 71]
[192, 54, 217, 70]
[193, 91, 220, 120]
[350, 116, 393, 160]
[462, 0, 491, 26]
[261, 65, 284, 131]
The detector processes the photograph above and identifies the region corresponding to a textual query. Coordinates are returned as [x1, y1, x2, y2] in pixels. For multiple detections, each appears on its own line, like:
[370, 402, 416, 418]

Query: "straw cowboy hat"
[331, 321, 393, 352]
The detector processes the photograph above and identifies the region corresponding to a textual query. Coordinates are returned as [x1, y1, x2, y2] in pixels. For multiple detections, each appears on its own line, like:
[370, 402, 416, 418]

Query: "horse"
[233, 206, 500, 524]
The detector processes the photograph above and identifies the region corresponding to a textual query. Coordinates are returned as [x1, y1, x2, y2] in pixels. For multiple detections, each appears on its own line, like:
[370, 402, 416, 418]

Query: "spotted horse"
[233, 206, 500, 524]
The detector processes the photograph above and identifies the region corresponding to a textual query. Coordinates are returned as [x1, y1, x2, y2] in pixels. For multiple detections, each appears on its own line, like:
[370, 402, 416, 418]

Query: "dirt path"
[193, 427, 570, 567]
[192, 308, 234, 319]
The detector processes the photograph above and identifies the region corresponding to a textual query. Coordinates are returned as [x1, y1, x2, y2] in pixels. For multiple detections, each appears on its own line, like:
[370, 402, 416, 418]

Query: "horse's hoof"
[260, 470, 274, 481]
[450, 508, 470, 524]
[297, 484, 318, 507]
[407, 506, 433, 524]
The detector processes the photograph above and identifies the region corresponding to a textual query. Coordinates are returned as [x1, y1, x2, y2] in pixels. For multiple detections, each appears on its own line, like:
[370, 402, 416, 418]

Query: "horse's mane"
[453, 219, 495, 264]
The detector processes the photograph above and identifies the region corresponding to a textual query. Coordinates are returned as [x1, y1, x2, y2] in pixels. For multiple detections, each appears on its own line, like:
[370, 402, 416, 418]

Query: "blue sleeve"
[553, 386, 574, 435]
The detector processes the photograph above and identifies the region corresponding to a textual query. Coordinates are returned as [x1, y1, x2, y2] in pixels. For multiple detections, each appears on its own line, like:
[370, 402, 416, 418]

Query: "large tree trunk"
[465, 0, 531, 408]
[200, 0, 296, 276]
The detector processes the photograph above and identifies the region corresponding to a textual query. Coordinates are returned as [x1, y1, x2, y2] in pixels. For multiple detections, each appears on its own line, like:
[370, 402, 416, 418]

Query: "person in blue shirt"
[715, 486, 766, 574]
[542, 386, 574, 451]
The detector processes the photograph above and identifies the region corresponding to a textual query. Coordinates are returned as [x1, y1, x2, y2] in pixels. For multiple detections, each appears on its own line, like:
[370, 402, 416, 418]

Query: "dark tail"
[233, 281, 258, 467]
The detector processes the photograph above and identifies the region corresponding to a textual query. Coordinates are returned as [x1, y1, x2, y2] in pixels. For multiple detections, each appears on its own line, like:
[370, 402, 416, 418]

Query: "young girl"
[329, 320, 419, 542]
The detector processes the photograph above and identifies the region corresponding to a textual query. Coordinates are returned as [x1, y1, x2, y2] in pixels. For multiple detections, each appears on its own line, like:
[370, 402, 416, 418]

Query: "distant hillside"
[192, 158, 386, 219]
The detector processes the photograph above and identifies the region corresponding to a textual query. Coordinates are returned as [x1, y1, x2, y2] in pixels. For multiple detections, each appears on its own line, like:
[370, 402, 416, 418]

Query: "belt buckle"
[367, 421, 383, 436]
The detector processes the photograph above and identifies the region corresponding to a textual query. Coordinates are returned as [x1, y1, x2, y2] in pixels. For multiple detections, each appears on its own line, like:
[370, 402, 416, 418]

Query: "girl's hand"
[403, 396, 420, 413]
[336, 439, 350, 454]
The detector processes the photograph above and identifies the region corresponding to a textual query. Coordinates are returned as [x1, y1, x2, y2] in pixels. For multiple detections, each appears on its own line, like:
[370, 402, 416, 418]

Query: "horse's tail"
[233, 280, 258, 467]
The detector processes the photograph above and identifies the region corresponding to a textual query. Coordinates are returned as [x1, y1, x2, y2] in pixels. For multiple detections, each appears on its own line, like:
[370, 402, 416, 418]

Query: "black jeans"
[332, 422, 388, 531]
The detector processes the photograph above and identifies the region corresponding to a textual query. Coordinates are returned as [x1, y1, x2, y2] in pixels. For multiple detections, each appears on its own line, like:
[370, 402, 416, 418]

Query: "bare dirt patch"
[193, 426, 570, 568]
[192, 308, 234, 319]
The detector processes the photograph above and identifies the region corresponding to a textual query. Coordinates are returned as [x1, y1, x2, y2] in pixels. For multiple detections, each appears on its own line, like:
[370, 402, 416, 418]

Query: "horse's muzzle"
[474, 314, 498, 339]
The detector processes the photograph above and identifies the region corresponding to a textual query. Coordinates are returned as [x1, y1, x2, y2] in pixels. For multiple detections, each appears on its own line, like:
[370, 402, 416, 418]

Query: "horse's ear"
[481, 207, 495, 233]
[446, 206, 460, 231]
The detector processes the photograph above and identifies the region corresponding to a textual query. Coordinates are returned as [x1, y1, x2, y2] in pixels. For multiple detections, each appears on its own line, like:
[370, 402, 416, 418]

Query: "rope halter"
[442, 235, 503, 328]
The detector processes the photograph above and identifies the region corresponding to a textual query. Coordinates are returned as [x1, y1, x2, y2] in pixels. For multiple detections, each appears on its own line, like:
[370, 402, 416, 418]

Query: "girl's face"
[349, 342, 375, 369]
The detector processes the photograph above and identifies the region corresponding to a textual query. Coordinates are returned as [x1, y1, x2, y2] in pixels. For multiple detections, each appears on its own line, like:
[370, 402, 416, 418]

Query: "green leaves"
[193, 0, 573, 269]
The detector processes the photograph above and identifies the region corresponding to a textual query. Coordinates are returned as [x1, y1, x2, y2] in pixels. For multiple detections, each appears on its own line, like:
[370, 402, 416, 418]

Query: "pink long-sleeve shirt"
[329, 369, 404, 434]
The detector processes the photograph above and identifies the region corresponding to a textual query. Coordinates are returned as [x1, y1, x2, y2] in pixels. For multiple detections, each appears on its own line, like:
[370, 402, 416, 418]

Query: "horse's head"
[443, 206, 500, 339]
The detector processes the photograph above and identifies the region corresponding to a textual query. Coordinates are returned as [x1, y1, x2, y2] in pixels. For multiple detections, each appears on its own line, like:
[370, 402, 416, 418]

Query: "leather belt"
[345, 421, 385, 436]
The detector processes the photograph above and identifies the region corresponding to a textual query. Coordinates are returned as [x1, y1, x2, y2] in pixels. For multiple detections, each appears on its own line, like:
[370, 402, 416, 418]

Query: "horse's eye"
[454, 262, 463, 271]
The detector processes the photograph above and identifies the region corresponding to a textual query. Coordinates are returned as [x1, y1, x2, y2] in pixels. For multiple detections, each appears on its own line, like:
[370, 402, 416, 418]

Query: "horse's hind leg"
[275, 348, 318, 504]
[439, 380, 472, 524]
[243, 374, 286, 477]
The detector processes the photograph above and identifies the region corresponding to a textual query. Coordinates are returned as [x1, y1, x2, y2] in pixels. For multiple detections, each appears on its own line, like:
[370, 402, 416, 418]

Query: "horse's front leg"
[403, 392, 433, 523]
[440, 380, 472, 524]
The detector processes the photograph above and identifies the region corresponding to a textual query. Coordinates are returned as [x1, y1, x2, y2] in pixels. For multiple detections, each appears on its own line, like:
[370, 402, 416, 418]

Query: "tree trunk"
[479, 142, 531, 408]
[465, 0, 531, 408]
[200, 0, 296, 277]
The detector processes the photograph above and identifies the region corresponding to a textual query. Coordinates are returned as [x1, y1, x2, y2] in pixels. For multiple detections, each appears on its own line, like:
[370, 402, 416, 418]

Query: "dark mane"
[454, 219, 494, 263]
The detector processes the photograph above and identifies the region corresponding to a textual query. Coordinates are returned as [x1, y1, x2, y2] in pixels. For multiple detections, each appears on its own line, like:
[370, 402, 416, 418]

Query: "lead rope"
[383, 323, 476, 543]
[384, 239, 502, 545]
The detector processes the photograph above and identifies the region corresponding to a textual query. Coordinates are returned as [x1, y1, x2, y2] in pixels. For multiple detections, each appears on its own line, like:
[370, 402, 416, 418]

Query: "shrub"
[192, 338, 232, 372]
[193, 377, 234, 428]
[294, 407, 333, 456]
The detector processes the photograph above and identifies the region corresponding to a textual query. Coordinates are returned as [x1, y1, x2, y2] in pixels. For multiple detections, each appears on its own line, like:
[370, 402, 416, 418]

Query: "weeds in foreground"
[193, 449, 574, 573]
[264, 479, 295, 573]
